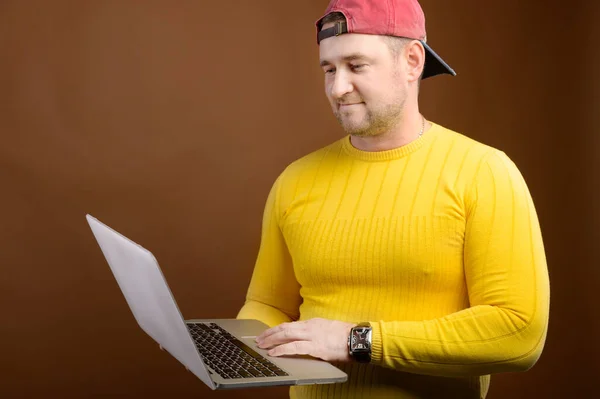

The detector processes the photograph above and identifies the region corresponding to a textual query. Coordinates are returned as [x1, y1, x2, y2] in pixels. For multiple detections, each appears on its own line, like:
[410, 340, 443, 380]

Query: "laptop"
[85, 214, 347, 390]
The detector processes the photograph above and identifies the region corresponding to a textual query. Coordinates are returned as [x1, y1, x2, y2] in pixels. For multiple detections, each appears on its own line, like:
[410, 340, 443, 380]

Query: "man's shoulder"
[433, 122, 513, 168]
[280, 137, 346, 179]
[434, 122, 526, 187]
[435, 122, 499, 156]
[267, 138, 345, 204]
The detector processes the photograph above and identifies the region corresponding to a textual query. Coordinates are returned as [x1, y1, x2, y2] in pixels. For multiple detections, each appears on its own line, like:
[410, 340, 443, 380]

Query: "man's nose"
[330, 70, 353, 100]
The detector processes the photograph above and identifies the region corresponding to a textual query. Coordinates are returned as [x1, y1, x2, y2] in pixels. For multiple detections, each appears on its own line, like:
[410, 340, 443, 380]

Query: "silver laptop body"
[86, 214, 347, 390]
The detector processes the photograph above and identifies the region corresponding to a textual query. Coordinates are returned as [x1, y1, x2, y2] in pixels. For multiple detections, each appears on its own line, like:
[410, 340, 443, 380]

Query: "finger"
[256, 323, 288, 342]
[268, 341, 314, 357]
[258, 328, 312, 349]
[257, 321, 306, 342]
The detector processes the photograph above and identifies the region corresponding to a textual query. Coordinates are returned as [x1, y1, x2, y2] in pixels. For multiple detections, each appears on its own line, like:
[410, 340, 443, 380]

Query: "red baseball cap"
[315, 0, 456, 79]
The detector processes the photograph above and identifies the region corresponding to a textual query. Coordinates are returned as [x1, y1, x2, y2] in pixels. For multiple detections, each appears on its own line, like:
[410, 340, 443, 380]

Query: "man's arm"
[366, 150, 550, 376]
[237, 172, 302, 328]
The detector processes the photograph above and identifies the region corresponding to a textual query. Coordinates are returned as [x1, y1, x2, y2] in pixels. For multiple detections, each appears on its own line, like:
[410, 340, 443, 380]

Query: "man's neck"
[349, 112, 432, 152]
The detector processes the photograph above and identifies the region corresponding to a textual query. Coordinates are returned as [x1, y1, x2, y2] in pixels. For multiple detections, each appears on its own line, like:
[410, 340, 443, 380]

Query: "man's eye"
[351, 64, 366, 71]
[325, 68, 336, 74]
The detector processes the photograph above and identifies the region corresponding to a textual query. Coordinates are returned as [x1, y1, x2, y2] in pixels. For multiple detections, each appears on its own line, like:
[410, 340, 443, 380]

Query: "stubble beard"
[335, 95, 406, 138]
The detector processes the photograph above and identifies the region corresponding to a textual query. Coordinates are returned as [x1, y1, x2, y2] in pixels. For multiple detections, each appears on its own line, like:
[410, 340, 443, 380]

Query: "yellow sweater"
[237, 122, 550, 398]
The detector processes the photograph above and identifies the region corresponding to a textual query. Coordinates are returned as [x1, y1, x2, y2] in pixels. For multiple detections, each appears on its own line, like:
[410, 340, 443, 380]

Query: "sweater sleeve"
[369, 150, 550, 377]
[236, 172, 302, 328]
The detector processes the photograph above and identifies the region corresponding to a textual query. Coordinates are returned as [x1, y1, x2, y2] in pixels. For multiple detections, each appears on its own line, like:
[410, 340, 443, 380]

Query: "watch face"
[351, 327, 371, 352]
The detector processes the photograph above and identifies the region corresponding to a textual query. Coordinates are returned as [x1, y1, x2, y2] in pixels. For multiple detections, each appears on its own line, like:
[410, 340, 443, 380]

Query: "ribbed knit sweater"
[237, 122, 550, 398]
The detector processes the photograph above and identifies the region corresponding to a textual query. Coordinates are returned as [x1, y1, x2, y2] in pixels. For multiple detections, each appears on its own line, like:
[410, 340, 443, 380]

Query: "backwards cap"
[316, 0, 456, 79]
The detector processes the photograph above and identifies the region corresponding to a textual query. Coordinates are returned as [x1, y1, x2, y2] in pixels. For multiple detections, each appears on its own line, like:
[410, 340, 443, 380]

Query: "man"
[237, 0, 550, 397]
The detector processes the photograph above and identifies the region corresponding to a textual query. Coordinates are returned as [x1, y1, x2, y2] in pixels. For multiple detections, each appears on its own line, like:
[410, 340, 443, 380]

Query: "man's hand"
[255, 318, 357, 362]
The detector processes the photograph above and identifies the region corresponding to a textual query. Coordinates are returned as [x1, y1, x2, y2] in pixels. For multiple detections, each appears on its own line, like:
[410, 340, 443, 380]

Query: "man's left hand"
[255, 318, 356, 362]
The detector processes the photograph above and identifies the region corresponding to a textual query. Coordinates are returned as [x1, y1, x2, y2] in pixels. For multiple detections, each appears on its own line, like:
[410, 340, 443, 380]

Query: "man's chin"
[348, 130, 378, 138]
[338, 118, 367, 135]
[340, 122, 376, 137]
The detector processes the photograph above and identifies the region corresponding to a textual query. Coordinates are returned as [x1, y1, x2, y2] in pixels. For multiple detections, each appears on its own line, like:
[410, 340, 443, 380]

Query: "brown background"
[1, 0, 598, 398]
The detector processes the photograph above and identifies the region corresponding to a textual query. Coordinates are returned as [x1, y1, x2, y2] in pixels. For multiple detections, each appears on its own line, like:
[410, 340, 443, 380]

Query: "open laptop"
[86, 214, 347, 390]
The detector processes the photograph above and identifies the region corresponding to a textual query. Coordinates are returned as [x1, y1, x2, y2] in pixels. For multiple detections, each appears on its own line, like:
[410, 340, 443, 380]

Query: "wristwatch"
[348, 322, 372, 363]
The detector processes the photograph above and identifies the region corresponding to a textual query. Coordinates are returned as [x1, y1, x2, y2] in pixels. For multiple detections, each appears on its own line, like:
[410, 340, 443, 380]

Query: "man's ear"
[405, 40, 426, 82]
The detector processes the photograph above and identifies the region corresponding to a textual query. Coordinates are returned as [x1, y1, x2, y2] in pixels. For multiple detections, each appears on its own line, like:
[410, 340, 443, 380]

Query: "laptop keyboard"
[187, 322, 289, 379]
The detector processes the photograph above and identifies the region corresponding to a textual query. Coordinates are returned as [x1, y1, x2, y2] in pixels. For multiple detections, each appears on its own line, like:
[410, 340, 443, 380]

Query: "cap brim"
[422, 41, 456, 79]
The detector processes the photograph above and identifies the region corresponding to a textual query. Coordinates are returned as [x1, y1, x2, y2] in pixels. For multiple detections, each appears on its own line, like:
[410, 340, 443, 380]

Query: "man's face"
[319, 25, 408, 137]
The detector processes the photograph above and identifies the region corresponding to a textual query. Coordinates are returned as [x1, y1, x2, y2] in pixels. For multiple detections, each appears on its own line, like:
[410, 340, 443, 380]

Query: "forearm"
[370, 298, 549, 377]
[237, 299, 297, 328]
